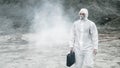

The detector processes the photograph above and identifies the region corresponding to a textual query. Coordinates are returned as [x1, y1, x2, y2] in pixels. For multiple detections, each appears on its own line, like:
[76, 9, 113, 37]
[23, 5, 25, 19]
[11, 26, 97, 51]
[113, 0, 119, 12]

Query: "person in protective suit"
[69, 8, 98, 68]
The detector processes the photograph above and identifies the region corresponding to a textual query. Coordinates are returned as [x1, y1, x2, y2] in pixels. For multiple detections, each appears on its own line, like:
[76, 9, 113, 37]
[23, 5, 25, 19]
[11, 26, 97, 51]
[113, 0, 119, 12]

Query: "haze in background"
[28, 0, 71, 47]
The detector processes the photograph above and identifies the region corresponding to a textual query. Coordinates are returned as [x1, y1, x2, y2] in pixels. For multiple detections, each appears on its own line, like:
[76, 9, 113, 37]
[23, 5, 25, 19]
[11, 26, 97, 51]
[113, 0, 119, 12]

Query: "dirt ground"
[0, 29, 120, 68]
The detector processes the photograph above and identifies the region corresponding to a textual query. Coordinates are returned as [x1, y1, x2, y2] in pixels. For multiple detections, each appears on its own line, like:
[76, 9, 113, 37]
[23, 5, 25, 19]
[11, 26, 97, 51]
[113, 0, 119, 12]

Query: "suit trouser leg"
[74, 48, 84, 68]
[83, 51, 94, 68]
[74, 49, 94, 68]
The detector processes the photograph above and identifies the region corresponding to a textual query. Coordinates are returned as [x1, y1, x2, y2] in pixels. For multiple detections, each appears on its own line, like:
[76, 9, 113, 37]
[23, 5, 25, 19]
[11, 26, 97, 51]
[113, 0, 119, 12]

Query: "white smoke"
[28, 0, 71, 47]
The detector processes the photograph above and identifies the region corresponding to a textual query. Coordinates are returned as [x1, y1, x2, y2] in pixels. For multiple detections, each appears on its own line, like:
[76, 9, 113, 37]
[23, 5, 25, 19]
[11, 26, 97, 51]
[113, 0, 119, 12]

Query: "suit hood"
[79, 8, 88, 20]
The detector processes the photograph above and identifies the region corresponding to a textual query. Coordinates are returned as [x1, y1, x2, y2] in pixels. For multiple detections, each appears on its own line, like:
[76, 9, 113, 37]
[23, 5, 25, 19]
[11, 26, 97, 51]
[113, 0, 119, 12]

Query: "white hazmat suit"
[69, 8, 98, 68]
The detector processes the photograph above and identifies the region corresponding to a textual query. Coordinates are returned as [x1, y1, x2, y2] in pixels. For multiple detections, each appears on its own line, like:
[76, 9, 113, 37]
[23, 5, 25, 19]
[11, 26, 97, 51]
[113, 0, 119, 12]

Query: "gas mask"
[79, 13, 85, 20]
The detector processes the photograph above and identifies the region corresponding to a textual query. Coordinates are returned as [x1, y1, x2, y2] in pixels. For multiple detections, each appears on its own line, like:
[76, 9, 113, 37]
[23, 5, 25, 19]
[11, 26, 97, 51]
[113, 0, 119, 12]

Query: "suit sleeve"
[90, 23, 98, 49]
[69, 24, 75, 48]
